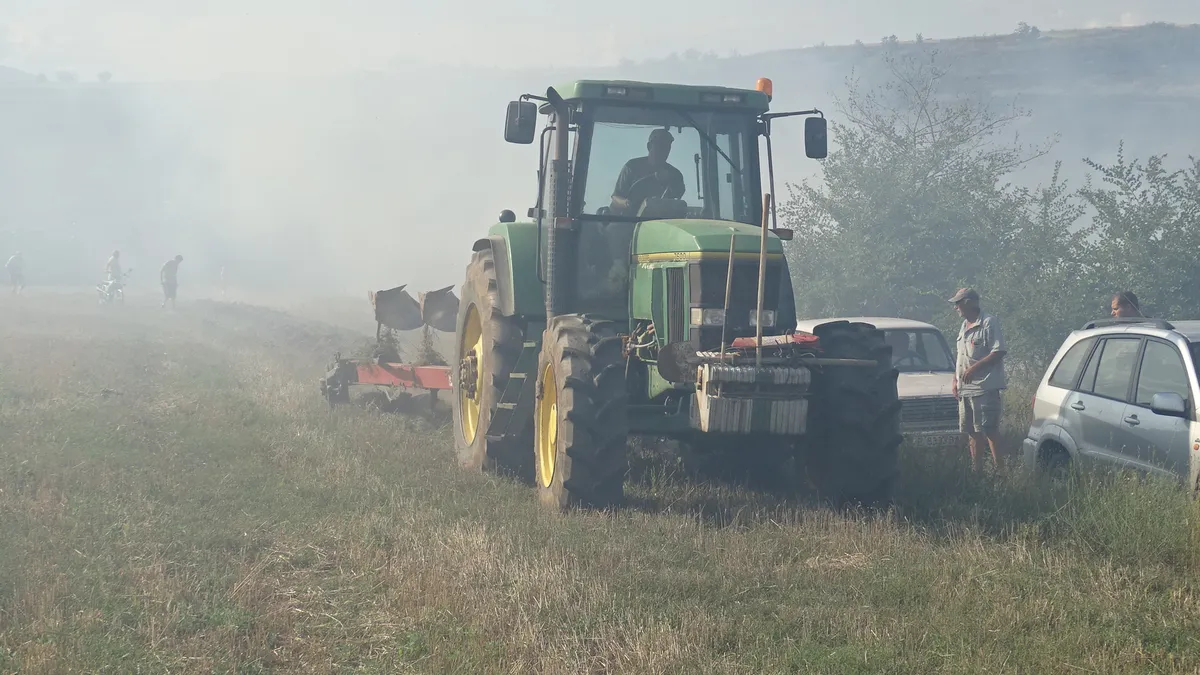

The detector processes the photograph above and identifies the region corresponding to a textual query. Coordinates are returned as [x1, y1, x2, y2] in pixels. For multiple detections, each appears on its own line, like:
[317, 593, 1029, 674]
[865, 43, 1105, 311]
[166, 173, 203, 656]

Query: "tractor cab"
[505, 79, 826, 226]
[502, 79, 827, 321]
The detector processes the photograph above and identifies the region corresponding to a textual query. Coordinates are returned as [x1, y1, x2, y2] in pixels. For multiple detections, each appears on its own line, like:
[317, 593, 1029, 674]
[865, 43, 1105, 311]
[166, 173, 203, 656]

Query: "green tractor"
[452, 78, 901, 511]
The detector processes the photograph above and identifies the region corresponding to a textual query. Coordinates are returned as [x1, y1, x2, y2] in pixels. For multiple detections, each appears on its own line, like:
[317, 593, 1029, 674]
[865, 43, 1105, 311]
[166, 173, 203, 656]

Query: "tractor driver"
[609, 128, 686, 215]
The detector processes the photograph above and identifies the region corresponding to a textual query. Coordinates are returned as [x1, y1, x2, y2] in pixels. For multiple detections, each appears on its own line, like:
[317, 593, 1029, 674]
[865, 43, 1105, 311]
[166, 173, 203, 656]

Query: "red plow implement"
[319, 284, 458, 414]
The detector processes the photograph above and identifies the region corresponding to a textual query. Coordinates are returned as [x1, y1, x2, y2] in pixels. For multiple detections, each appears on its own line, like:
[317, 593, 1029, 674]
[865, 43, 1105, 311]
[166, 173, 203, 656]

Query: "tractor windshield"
[578, 104, 759, 225]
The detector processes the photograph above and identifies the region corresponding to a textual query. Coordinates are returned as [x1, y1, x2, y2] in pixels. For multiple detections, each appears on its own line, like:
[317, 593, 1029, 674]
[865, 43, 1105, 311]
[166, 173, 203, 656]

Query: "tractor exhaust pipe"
[544, 86, 574, 318]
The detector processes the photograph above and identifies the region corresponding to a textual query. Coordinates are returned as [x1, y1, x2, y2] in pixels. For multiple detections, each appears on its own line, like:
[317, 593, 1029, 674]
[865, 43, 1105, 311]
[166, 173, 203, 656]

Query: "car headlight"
[690, 308, 725, 326]
[749, 310, 776, 327]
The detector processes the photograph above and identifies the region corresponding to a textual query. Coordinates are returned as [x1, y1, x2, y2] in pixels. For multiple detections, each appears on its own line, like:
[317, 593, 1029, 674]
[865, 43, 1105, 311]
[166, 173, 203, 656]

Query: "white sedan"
[795, 316, 962, 448]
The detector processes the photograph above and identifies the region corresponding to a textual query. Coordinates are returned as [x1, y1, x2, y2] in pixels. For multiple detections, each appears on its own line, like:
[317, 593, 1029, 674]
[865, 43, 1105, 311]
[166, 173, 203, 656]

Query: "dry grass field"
[0, 292, 1198, 673]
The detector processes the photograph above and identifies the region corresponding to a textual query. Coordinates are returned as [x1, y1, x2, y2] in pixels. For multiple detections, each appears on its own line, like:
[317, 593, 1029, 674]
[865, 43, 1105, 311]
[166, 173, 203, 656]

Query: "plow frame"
[320, 352, 453, 414]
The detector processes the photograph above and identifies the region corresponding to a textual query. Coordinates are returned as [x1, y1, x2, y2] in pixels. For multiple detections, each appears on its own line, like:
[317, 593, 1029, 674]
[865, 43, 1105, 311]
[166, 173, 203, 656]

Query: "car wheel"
[1040, 443, 1071, 481]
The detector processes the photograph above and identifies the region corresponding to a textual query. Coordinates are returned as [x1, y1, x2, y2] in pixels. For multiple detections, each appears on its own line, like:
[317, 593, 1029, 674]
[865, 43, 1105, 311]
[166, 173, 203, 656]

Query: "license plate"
[906, 431, 960, 448]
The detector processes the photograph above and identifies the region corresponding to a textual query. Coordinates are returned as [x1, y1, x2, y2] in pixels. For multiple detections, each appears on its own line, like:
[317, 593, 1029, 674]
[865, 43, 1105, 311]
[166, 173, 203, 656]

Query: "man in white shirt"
[950, 287, 1007, 472]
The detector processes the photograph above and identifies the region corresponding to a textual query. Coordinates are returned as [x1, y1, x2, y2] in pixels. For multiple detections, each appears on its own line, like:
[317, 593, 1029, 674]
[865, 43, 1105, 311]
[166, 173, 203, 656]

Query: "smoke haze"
[1, 2, 1199, 298]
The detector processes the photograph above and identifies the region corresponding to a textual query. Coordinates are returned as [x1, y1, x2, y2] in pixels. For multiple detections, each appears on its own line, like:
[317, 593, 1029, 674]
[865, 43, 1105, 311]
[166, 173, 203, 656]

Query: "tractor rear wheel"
[451, 246, 533, 481]
[535, 314, 629, 511]
[804, 321, 903, 508]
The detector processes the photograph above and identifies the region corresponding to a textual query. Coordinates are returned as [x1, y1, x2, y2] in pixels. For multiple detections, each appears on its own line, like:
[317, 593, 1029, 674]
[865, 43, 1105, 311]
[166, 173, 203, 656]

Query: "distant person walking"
[1111, 291, 1143, 318]
[949, 287, 1008, 472]
[102, 250, 123, 295]
[160, 255, 183, 309]
[105, 250, 122, 282]
[5, 251, 24, 295]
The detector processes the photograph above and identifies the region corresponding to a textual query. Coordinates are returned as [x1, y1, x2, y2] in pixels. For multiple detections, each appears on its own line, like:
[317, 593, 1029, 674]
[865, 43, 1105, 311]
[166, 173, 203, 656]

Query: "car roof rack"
[1081, 318, 1175, 331]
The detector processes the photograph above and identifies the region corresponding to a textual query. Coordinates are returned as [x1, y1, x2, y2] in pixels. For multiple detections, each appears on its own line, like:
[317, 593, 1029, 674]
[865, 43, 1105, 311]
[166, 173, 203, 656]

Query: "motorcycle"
[97, 269, 132, 304]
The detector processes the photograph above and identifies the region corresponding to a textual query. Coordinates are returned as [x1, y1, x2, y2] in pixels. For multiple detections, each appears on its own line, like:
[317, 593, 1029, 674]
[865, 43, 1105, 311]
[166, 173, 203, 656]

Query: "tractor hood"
[632, 219, 785, 257]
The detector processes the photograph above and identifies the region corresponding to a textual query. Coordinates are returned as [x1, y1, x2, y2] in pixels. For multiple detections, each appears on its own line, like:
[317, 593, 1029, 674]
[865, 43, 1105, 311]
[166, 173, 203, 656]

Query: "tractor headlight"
[749, 310, 776, 327]
[690, 308, 725, 326]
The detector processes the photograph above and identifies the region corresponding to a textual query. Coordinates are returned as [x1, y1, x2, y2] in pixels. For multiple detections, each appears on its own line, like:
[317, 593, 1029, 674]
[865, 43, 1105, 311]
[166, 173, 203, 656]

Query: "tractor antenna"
[755, 193, 771, 368]
[719, 228, 737, 360]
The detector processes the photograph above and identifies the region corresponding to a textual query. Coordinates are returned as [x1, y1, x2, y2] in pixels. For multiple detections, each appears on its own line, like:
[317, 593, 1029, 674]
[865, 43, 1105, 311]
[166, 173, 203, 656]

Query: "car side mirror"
[805, 117, 827, 159]
[504, 100, 537, 144]
[1150, 392, 1188, 418]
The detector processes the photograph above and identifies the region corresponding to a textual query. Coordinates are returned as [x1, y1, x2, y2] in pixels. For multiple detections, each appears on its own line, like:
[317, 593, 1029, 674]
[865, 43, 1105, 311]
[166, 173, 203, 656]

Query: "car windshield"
[579, 104, 759, 225]
[883, 328, 955, 372]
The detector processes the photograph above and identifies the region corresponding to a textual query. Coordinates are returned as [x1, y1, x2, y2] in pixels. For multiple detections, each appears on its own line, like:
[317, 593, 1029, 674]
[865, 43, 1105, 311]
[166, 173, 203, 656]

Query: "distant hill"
[0, 65, 35, 84]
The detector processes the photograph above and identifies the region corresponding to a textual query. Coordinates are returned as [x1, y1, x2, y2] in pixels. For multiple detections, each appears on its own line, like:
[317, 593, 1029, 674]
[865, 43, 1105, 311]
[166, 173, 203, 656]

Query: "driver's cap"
[648, 128, 674, 145]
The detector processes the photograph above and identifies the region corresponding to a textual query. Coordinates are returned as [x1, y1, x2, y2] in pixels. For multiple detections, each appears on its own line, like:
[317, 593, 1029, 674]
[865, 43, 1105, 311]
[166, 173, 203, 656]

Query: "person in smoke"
[609, 128, 686, 215]
[103, 250, 123, 294]
[1110, 290, 1144, 318]
[5, 251, 24, 296]
[160, 254, 183, 309]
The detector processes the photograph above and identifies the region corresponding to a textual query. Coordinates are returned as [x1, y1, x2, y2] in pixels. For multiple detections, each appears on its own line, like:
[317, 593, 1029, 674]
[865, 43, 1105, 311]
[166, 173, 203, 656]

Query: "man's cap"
[948, 287, 980, 303]
[648, 128, 674, 145]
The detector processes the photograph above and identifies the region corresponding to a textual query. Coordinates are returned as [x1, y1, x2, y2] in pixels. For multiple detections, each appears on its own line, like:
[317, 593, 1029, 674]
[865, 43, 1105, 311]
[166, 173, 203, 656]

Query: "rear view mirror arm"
[761, 108, 824, 121]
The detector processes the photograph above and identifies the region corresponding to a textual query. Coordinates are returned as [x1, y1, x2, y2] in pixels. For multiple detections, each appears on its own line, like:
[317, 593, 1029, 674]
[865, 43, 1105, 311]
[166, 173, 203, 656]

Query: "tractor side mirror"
[504, 100, 537, 144]
[805, 117, 828, 159]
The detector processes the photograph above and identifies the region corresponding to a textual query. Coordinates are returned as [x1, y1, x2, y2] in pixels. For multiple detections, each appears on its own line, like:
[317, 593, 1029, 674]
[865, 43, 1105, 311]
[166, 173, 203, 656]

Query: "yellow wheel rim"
[536, 362, 558, 488]
[459, 305, 483, 444]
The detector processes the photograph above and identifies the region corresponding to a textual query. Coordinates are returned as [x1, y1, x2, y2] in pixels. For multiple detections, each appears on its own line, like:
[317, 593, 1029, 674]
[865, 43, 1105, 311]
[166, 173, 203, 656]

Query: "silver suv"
[1022, 318, 1200, 495]
[795, 317, 960, 447]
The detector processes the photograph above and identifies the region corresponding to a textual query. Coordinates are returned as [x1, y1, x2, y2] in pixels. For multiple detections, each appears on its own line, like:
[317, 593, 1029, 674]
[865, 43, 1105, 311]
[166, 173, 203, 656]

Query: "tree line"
[780, 47, 1200, 380]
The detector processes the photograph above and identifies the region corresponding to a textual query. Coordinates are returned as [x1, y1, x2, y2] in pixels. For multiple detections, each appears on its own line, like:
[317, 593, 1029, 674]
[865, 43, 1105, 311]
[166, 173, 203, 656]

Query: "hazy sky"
[2, 0, 1199, 80]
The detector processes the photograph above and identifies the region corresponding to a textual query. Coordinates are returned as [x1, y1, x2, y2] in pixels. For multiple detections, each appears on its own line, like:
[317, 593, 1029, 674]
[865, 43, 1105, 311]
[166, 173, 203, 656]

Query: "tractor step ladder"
[485, 340, 540, 442]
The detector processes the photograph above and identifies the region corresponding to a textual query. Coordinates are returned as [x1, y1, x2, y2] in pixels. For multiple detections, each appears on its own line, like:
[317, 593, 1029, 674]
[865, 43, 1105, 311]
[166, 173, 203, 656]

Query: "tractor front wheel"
[535, 314, 629, 511]
[804, 321, 903, 509]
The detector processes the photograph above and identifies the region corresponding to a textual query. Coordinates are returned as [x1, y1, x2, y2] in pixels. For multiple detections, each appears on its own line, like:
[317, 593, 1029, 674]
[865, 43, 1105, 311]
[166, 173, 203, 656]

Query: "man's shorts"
[959, 390, 1002, 433]
[162, 282, 177, 299]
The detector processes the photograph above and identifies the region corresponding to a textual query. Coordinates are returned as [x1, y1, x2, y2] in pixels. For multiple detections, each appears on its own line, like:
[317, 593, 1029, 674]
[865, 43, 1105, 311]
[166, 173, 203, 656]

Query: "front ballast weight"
[679, 334, 882, 436]
[692, 362, 812, 435]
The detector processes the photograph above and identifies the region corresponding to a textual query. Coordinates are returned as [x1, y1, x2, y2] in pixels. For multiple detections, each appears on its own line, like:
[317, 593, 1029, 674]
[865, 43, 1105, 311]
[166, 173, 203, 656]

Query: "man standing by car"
[949, 288, 1007, 472]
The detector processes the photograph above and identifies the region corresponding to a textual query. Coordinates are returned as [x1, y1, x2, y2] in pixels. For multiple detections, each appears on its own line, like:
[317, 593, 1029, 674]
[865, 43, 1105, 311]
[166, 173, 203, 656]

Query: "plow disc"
[417, 285, 460, 333]
[369, 284, 460, 333]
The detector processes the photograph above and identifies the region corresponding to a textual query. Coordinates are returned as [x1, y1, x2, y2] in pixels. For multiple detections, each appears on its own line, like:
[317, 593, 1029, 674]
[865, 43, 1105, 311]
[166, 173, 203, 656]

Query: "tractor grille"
[691, 260, 785, 350]
[666, 267, 685, 344]
[691, 261, 782, 316]
[899, 396, 959, 431]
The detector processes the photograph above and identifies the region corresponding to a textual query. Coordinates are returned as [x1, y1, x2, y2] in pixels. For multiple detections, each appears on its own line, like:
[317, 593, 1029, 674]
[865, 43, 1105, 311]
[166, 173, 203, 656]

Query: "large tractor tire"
[535, 314, 629, 511]
[804, 321, 903, 508]
[452, 247, 533, 481]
